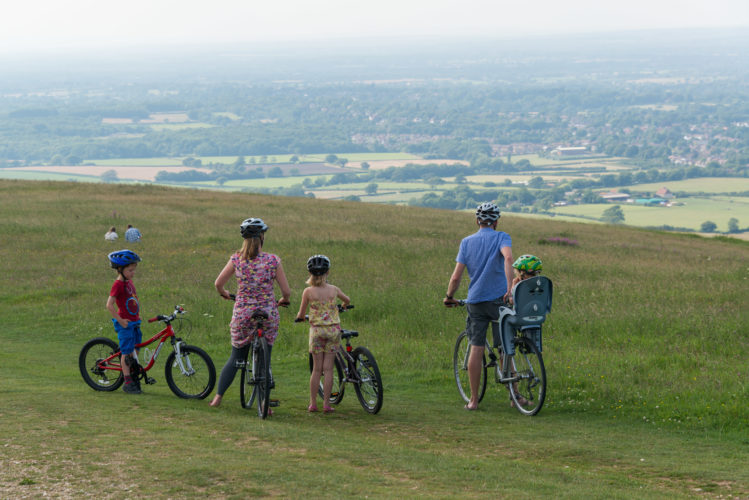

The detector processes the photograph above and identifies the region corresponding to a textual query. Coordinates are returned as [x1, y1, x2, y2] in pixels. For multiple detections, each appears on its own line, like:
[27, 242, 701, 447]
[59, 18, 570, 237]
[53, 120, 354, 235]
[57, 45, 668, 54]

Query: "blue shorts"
[112, 319, 142, 355]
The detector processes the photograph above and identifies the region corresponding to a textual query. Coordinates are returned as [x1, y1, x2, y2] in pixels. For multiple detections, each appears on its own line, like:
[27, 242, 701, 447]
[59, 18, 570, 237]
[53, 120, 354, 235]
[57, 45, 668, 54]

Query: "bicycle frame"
[337, 332, 362, 384]
[95, 314, 192, 377]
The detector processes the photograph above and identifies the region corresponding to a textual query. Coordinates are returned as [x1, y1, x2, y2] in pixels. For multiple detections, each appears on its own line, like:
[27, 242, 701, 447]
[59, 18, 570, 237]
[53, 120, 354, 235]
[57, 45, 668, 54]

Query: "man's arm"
[444, 262, 466, 307]
[501, 246, 514, 302]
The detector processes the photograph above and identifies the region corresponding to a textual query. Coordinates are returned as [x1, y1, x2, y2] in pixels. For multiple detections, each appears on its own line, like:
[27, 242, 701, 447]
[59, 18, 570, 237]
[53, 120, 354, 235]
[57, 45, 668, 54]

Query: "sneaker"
[123, 382, 142, 394]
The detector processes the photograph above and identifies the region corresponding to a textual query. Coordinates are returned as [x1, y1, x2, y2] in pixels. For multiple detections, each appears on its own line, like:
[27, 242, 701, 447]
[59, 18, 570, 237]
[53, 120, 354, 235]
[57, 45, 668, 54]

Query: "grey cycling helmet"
[307, 254, 331, 276]
[240, 217, 268, 238]
[475, 202, 501, 222]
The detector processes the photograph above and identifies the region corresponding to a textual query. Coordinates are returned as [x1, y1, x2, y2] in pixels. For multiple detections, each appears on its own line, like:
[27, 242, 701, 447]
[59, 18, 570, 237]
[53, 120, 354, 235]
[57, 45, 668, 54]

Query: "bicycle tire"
[79, 337, 124, 391]
[453, 331, 486, 404]
[253, 337, 271, 419]
[308, 353, 345, 404]
[240, 349, 256, 409]
[508, 337, 546, 416]
[164, 345, 216, 399]
[352, 346, 383, 414]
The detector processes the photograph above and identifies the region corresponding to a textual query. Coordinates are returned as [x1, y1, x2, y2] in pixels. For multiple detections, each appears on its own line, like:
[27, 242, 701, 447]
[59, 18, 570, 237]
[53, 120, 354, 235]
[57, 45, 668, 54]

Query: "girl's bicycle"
[297, 305, 383, 414]
[451, 276, 552, 416]
[79, 305, 216, 399]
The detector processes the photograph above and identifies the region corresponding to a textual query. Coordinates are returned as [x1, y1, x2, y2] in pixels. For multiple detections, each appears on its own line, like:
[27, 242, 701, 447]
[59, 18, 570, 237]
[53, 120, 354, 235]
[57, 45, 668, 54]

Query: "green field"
[149, 123, 215, 131]
[0, 180, 747, 498]
[0, 170, 99, 182]
[624, 177, 749, 194]
[550, 197, 749, 231]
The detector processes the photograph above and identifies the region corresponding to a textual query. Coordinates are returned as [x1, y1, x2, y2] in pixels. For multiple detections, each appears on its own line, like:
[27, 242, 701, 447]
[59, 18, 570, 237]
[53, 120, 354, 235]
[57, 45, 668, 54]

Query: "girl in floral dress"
[295, 255, 350, 413]
[209, 218, 291, 409]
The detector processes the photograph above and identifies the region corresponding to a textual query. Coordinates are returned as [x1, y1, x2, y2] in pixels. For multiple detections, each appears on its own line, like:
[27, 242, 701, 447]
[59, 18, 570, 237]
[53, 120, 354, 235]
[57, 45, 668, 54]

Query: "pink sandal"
[308, 404, 318, 412]
[323, 405, 335, 413]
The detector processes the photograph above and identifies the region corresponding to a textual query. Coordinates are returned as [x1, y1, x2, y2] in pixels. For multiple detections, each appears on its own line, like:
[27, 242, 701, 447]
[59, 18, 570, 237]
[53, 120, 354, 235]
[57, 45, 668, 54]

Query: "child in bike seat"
[210, 218, 291, 409]
[106, 250, 144, 394]
[295, 255, 350, 413]
[509, 254, 543, 304]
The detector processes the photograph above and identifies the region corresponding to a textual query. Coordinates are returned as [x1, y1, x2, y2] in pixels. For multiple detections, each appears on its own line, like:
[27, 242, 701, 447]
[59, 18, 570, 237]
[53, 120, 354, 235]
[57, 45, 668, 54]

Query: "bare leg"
[321, 352, 336, 410]
[466, 345, 485, 410]
[309, 352, 323, 409]
[121, 354, 131, 378]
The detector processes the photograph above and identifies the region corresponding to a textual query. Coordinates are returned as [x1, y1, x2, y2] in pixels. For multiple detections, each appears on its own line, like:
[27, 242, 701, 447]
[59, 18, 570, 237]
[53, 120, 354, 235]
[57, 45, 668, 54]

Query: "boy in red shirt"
[106, 250, 143, 394]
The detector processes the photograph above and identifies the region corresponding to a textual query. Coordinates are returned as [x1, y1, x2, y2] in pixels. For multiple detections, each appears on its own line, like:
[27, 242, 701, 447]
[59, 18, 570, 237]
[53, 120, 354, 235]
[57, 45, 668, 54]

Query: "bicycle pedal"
[145, 377, 157, 385]
[485, 360, 497, 368]
[269, 400, 280, 407]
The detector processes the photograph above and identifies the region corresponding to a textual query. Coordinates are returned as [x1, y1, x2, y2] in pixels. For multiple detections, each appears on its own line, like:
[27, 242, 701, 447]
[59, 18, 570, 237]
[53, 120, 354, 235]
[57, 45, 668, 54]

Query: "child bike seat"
[498, 276, 553, 355]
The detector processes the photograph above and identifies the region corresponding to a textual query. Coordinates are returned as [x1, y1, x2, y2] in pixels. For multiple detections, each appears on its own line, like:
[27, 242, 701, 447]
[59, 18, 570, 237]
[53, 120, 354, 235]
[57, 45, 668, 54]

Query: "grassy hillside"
[1, 179, 747, 498]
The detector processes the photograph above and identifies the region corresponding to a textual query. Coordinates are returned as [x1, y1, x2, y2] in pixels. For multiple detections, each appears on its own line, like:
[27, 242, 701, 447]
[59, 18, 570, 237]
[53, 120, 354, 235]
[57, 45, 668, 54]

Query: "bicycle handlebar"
[147, 305, 186, 323]
[294, 304, 354, 323]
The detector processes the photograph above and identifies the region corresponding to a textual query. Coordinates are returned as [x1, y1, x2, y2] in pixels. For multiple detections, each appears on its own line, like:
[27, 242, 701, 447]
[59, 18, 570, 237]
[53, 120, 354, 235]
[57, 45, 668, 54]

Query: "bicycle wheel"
[508, 337, 546, 416]
[79, 337, 124, 391]
[308, 353, 345, 404]
[240, 351, 256, 409]
[453, 331, 486, 404]
[165, 345, 216, 399]
[352, 346, 383, 414]
[253, 337, 271, 419]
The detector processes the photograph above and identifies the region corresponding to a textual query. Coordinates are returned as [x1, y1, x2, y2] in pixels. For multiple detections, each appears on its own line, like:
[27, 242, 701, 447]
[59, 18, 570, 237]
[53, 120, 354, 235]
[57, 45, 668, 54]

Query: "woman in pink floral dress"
[295, 255, 350, 413]
[209, 218, 291, 408]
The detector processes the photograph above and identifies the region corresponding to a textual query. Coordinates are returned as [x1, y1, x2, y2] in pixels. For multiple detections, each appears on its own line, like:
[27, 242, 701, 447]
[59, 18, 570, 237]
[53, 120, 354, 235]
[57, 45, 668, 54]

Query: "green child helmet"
[513, 254, 543, 273]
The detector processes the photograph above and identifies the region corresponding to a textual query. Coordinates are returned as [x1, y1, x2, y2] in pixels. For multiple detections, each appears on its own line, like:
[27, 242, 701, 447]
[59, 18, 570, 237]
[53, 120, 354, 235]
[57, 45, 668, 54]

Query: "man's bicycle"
[452, 276, 552, 416]
[297, 305, 383, 414]
[79, 305, 216, 399]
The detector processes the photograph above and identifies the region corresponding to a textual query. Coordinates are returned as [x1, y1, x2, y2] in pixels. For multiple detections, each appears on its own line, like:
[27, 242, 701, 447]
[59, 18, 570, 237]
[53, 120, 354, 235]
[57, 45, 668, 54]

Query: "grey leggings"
[216, 344, 273, 396]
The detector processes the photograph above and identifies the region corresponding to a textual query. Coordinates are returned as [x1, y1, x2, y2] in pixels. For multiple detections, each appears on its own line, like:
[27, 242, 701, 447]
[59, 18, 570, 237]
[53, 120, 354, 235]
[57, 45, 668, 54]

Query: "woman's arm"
[214, 258, 235, 300]
[274, 262, 292, 306]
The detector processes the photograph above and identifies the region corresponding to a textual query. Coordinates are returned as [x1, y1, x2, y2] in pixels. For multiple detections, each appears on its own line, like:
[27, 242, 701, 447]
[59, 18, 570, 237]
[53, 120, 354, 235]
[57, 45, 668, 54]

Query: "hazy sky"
[1, 0, 748, 54]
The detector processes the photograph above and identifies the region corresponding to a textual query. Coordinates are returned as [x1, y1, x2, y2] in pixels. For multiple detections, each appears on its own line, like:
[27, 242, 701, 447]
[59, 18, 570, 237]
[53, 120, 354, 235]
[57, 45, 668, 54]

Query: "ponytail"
[240, 235, 263, 261]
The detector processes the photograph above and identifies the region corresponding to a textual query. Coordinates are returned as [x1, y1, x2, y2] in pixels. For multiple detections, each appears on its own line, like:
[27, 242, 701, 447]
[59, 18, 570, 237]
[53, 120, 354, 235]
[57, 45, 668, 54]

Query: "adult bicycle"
[451, 277, 552, 416]
[79, 305, 216, 399]
[297, 305, 383, 414]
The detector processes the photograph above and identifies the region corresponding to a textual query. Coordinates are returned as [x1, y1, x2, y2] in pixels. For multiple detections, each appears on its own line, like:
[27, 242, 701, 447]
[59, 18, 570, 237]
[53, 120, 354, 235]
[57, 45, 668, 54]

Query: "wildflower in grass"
[539, 236, 579, 246]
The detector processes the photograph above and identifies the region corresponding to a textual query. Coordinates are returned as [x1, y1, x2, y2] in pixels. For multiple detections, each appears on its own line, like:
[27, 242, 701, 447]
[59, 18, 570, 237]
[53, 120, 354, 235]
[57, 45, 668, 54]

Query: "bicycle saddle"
[251, 310, 269, 320]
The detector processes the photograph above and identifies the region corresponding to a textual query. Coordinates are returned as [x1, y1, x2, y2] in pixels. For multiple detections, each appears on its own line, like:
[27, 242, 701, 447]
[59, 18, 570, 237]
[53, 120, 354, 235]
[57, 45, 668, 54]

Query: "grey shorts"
[465, 299, 503, 347]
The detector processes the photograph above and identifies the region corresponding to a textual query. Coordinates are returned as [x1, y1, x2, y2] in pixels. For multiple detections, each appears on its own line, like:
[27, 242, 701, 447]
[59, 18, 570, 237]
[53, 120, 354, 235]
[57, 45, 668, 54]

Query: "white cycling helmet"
[475, 202, 501, 222]
[240, 218, 268, 238]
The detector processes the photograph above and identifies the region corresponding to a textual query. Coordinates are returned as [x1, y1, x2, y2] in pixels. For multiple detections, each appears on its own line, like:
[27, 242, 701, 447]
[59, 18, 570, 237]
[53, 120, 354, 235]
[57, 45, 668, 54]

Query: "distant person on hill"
[104, 226, 118, 241]
[443, 202, 513, 411]
[106, 250, 144, 394]
[209, 218, 291, 410]
[295, 255, 350, 413]
[125, 224, 142, 243]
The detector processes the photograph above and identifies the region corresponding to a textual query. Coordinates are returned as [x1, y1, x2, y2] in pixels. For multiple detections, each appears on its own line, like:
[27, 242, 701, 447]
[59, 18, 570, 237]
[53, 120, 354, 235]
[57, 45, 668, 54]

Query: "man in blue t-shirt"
[444, 202, 513, 410]
[125, 224, 142, 243]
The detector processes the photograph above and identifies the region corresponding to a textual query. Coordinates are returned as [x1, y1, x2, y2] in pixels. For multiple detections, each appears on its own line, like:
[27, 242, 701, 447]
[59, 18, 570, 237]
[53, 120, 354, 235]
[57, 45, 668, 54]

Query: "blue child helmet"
[108, 249, 141, 268]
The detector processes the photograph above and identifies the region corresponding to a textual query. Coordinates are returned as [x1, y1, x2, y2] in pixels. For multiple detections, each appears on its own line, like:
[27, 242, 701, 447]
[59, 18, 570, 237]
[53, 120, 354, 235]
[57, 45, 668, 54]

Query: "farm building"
[599, 191, 631, 202]
[655, 187, 674, 199]
[552, 146, 589, 156]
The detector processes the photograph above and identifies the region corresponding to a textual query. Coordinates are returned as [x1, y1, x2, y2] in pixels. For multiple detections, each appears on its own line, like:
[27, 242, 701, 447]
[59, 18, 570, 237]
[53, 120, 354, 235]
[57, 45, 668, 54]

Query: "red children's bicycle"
[79, 305, 216, 399]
